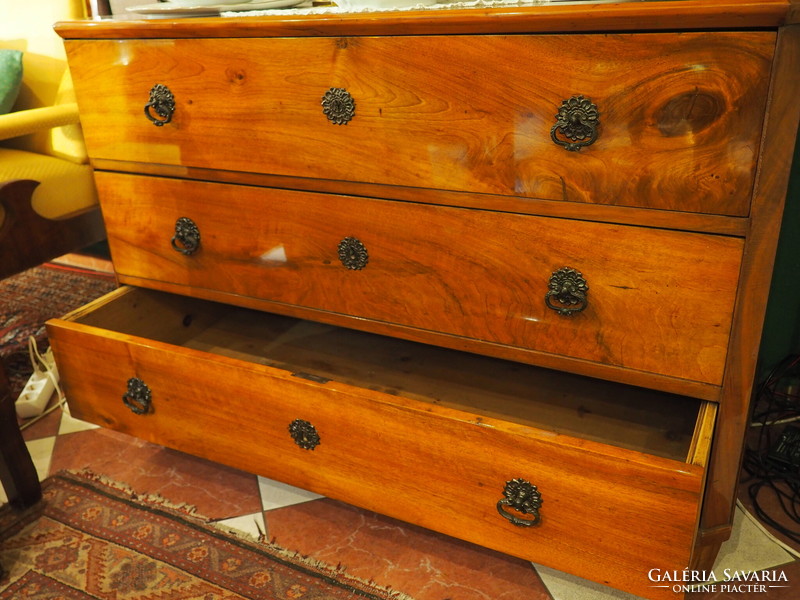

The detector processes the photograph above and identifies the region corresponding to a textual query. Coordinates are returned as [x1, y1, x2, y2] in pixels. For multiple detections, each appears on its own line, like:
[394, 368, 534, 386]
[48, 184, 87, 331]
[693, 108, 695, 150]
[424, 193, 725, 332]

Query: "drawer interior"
[67, 286, 712, 464]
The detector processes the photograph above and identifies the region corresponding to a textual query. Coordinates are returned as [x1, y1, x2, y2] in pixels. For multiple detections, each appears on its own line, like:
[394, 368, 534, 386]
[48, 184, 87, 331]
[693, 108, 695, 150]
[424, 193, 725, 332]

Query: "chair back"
[0, 0, 89, 160]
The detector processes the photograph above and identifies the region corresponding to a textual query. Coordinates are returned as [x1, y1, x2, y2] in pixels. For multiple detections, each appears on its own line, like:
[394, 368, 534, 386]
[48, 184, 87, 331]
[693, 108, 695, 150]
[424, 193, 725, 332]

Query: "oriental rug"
[0, 470, 413, 600]
[0, 263, 117, 399]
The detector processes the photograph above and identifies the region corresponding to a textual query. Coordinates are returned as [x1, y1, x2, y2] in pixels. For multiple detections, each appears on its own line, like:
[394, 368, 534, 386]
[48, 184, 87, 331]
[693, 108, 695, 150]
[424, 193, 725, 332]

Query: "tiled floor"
[3, 254, 800, 600]
[7, 401, 551, 600]
[7, 397, 800, 600]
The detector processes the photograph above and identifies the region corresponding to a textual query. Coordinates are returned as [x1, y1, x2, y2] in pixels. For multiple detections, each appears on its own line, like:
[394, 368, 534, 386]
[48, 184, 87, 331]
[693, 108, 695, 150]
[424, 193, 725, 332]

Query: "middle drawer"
[97, 171, 743, 388]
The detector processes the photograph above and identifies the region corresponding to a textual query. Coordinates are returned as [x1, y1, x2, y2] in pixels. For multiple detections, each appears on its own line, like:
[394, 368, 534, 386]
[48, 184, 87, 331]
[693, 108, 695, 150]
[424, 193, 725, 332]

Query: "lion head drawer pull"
[144, 84, 176, 127]
[171, 217, 201, 256]
[497, 478, 542, 527]
[545, 267, 589, 316]
[338, 237, 369, 270]
[322, 87, 356, 125]
[289, 419, 321, 450]
[122, 377, 152, 415]
[551, 95, 599, 152]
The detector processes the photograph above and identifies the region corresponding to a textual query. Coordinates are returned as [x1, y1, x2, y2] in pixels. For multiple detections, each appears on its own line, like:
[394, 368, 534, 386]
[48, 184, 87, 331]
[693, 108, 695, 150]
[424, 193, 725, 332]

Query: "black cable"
[742, 354, 800, 544]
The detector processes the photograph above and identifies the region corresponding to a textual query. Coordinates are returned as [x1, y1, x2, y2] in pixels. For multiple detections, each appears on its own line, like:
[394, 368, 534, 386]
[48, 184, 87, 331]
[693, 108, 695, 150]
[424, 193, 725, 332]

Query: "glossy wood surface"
[52, 3, 800, 594]
[67, 287, 710, 461]
[46, 286, 710, 600]
[115, 270, 725, 403]
[96, 172, 743, 387]
[695, 23, 800, 563]
[54, 1, 791, 39]
[87, 159, 752, 237]
[66, 32, 773, 216]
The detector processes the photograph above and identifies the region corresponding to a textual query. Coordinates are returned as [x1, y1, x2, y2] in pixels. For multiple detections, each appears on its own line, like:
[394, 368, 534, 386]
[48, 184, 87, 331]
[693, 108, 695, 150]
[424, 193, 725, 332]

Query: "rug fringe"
[58, 469, 418, 600]
[210, 521, 418, 600]
[66, 468, 203, 517]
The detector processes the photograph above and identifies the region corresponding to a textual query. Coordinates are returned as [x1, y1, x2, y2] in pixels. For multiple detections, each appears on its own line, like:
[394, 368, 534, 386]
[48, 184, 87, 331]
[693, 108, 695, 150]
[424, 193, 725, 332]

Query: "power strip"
[768, 425, 800, 468]
[15, 347, 60, 419]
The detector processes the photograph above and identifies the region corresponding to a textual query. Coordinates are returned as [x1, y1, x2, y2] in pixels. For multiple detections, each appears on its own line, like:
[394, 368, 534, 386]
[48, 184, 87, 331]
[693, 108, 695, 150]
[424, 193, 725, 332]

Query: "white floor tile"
[0, 436, 56, 504]
[534, 564, 644, 600]
[258, 476, 323, 511]
[2, 436, 58, 503]
[214, 512, 268, 540]
[58, 403, 99, 435]
[27, 436, 56, 482]
[710, 503, 794, 575]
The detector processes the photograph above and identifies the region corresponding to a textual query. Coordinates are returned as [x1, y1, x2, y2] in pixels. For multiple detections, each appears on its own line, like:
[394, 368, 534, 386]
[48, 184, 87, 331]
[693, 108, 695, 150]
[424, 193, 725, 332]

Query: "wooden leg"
[691, 524, 732, 571]
[0, 359, 42, 509]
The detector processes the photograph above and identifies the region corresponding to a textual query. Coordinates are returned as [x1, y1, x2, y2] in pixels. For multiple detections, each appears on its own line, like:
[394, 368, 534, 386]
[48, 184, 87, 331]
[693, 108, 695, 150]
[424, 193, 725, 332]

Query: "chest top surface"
[55, 0, 797, 39]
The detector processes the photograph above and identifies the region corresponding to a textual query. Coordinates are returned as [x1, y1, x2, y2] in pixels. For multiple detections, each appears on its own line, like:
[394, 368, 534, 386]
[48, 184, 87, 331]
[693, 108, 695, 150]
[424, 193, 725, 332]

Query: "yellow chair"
[0, 0, 104, 279]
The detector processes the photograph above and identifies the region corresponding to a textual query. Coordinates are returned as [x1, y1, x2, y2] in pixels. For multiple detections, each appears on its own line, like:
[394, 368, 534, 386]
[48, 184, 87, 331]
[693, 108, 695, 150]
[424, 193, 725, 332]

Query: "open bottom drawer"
[47, 287, 715, 600]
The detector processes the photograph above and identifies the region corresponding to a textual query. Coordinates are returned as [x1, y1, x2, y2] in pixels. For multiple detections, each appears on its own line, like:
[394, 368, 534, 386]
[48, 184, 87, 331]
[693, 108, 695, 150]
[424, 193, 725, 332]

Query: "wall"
[757, 134, 800, 382]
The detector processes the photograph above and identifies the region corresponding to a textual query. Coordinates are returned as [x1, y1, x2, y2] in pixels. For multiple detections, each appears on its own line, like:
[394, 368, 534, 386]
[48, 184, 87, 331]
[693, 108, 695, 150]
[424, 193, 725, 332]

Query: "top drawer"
[64, 32, 774, 216]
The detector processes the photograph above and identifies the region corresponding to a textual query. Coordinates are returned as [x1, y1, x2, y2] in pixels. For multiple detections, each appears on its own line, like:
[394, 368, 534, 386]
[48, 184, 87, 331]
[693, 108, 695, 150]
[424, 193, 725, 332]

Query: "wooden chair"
[0, 0, 105, 279]
[0, 364, 40, 509]
[0, 0, 104, 518]
[0, 361, 40, 581]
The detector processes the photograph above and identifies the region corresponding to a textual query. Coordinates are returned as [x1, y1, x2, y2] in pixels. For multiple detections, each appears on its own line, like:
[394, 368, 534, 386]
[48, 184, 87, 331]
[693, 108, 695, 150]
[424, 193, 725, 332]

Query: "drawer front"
[97, 172, 743, 386]
[66, 32, 773, 216]
[46, 288, 709, 600]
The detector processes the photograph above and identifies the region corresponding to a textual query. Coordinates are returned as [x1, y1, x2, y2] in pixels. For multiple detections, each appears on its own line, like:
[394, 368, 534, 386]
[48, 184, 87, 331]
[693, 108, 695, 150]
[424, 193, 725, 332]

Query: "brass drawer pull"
[144, 83, 176, 127]
[545, 267, 589, 316]
[497, 478, 542, 527]
[122, 377, 152, 415]
[551, 95, 599, 152]
[171, 217, 201, 256]
[322, 87, 356, 125]
[338, 237, 368, 270]
[289, 419, 321, 450]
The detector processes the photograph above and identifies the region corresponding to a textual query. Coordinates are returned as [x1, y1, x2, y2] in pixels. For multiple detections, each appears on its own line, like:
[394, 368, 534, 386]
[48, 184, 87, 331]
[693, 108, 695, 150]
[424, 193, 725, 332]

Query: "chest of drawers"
[49, 2, 800, 598]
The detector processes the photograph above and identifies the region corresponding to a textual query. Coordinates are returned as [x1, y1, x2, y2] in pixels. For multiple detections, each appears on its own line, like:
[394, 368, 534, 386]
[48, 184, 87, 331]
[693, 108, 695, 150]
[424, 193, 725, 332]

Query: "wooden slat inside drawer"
[59, 286, 708, 463]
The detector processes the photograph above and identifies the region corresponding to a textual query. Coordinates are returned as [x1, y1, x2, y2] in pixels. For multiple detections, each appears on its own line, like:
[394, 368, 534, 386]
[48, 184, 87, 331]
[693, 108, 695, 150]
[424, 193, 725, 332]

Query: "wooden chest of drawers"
[50, 2, 800, 599]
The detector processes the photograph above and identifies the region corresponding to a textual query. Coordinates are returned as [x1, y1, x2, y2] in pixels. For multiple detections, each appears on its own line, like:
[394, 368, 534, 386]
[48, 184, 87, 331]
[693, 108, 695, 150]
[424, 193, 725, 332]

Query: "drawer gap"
[66, 286, 707, 464]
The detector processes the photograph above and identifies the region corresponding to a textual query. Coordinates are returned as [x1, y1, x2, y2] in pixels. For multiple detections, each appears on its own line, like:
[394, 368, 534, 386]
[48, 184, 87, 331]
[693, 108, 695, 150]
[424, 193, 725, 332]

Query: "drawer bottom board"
[47, 287, 714, 600]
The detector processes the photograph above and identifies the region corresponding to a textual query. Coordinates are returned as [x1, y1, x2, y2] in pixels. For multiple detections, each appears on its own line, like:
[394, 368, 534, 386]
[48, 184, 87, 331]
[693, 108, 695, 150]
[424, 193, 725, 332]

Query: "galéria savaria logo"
[648, 569, 790, 594]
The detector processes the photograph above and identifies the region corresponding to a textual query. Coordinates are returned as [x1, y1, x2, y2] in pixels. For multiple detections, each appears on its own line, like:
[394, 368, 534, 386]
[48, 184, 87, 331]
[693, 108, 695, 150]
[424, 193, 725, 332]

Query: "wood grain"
[65, 287, 707, 461]
[66, 32, 773, 215]
[95, 172, 743, 387]
[789, 0, 800, 24]
[54, 1, 792, 39]
[112, 272, 727, 402]
[46, 286, 709, 600]
[50, 4, 800, 595]
[86, 158, 752, 237]
[695, 24, 800, 567]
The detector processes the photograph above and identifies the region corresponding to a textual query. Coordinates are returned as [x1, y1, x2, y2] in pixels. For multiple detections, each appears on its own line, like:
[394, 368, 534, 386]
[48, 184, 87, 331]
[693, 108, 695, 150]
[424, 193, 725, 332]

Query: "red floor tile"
[47, 427, 261, 520]
[19, 405, 62, 441]
[264, 497, 552, 600]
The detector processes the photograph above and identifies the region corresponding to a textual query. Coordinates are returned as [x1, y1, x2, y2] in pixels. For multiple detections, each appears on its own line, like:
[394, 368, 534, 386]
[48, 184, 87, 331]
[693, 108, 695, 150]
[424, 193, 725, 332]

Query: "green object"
[757, 134, 800, 383]
[0, 49, 23, 114]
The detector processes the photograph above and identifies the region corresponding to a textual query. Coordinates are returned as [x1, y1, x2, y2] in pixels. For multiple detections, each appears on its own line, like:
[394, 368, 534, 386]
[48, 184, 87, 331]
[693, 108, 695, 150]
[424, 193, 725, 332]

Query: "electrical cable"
[741, 354, 800, 545]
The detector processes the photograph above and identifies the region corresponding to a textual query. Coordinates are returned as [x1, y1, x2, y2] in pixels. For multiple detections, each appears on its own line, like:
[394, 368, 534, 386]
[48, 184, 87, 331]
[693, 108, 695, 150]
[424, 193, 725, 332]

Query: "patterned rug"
[0, 264, 117, 399]
[0, 471, 413, 600]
